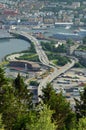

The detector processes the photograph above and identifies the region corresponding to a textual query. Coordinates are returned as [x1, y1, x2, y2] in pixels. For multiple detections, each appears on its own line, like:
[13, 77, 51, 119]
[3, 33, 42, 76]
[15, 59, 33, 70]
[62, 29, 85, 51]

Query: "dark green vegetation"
[0, 67, 86, 130]
[41, 41, 71, 66]
[47, 53, 71, 66]
[40, 83, 76, 130]
[40, 82, 86, 130]
[66, 39, 75, 46]
[28, 42, 36, 53]
[29, 80, 39, 86]
[0, 69, 32, 130]
[41, 41, 67, 53]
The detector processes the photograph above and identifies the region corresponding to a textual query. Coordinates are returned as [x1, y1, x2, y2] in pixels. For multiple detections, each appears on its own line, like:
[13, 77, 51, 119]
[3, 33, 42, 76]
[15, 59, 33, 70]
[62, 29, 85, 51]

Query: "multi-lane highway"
[18, 31, 50, 66]
[9, 30, 76, 98]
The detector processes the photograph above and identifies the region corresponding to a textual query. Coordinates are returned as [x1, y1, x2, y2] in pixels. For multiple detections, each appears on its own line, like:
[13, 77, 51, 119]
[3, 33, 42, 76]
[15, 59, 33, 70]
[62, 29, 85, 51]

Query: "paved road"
[9, 30, 76, 98]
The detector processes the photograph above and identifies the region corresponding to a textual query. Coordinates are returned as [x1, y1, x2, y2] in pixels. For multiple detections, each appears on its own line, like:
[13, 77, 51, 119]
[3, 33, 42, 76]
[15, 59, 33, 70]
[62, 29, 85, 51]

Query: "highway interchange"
[9, 29, 77, 98]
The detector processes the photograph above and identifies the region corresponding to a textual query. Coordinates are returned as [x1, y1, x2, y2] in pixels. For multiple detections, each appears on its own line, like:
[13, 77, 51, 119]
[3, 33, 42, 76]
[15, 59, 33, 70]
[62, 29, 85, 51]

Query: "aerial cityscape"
[0, 0, 86, 130]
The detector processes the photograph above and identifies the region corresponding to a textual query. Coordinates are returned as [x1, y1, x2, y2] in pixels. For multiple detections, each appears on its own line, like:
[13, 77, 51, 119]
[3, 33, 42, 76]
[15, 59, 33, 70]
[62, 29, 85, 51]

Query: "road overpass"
[9, 29, 76, 100]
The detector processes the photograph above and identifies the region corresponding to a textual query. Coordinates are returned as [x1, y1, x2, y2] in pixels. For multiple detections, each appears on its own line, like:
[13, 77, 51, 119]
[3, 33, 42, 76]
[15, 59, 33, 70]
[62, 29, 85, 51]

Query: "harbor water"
[0, 26, 85, 62]
[0, 38, 30, 62]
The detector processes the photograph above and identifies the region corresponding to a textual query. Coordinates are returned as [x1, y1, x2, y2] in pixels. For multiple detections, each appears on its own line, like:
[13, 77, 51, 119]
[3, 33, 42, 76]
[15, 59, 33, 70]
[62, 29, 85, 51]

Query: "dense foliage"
[29, 80, 39, 86]
[26, 104, 56, 130]
[47, 53, 71, 66]
[0, 67, 86, 130]
[41, 41, 71, 66]
[41, 41, 67, 53]
[41, 83, 76, 130]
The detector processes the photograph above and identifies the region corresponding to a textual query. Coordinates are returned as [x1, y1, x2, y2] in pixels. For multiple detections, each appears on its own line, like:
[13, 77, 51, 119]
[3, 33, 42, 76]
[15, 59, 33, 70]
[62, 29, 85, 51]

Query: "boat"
[65, 25, 71, 29]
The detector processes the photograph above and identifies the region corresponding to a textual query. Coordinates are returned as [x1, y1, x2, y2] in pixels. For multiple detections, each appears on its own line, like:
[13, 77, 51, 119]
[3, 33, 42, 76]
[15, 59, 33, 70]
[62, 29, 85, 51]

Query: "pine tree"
[0, 67, 8, 87]
[41, 82, 55, 104]
[0, 114, 4, 130]
[0, 69, 32, 130]
[0, 67, 9, 113]
[13, 73, 33, 108]
[41, 82, 76, 130]
[13, 73, 25, 95]
[1, 84, 30, 130]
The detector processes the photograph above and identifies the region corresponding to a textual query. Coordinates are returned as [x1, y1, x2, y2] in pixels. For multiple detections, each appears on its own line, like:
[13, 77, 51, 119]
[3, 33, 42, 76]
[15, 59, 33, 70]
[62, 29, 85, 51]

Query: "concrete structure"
[9, 60, 40, 71]
[9, 29, 76, 103]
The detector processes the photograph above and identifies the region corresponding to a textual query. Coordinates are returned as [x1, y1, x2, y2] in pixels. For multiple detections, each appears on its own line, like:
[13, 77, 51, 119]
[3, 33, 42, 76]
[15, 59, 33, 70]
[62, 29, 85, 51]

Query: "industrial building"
[9, 60, 41, 71]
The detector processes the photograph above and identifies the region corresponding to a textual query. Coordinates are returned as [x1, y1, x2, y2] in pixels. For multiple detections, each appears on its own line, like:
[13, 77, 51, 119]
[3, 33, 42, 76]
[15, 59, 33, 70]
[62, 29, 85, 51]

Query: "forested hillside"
[0, 67, 86, 130]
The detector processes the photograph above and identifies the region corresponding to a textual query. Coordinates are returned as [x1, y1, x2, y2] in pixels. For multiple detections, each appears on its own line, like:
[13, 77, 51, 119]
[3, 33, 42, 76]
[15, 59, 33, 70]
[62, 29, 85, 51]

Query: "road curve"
[9, 30, 76, 98]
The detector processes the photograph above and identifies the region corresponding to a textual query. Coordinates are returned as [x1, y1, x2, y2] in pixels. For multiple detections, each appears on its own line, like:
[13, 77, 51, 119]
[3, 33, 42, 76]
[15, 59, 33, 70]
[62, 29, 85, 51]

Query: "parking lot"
[52, 68, 86, 107]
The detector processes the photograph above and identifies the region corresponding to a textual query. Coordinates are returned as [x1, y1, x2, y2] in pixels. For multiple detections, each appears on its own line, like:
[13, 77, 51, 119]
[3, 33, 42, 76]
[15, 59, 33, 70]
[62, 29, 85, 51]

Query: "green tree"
[56, 44, 66, 53]
[0, 67, 8, 88]
[73, 117, 86, 130]
[29, 80, 39, 86]
[0, 67, 9, 113]
[74, 87, 86, 120]
[1, 85, 19, 130]
[27, 104, 56, 130]
[66, 39, 74, 46]
[78, 118, 86, 130]
[41, 83, 76, 130]
[1, 84, 30, 130]
[0, 114, 4, 130]
[13, 73, 25, 94]
[41, 82, 55, 104]
[0, 69, 32, 130]
[13, 73, 33, 108]
[49, 92, 76, 130]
